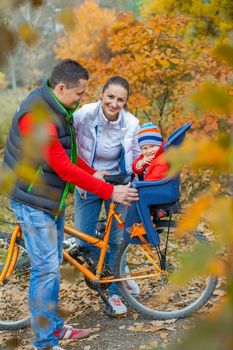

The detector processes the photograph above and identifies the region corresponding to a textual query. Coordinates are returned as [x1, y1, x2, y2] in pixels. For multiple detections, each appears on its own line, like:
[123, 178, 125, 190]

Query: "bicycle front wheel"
[0, 232, 31, 329]
[115, 221, 217, 319]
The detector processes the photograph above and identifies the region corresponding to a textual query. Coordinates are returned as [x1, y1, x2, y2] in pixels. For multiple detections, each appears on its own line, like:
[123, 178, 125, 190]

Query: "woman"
[73, 76, 140, 315]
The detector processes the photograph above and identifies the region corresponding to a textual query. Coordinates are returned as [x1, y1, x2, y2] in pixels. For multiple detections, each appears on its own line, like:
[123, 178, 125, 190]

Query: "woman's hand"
[93, 170, 109, 180]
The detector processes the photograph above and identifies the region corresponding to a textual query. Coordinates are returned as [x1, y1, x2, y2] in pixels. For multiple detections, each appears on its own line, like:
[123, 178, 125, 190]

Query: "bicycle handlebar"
[103, 174, 132, 185]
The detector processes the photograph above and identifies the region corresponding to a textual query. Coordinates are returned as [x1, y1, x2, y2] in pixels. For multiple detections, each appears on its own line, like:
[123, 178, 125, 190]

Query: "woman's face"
[101, 84, 128, 121]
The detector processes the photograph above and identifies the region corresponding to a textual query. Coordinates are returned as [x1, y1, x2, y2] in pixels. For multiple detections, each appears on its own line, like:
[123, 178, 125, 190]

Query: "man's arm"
[19, 114, 139, 204]
[19, 113, 113, 200]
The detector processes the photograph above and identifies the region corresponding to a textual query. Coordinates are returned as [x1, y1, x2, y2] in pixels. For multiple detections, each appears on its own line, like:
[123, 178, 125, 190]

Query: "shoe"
[108, 294, 127, 315]
[124, 279, 140, 296]
[124, 266, 140, 296]
[34, 347, 66, 350]
[53, 324, 91, 340]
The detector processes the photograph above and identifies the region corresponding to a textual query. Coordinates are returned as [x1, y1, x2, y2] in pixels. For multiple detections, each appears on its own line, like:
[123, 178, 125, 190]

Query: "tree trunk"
[8, 53, 17, 91]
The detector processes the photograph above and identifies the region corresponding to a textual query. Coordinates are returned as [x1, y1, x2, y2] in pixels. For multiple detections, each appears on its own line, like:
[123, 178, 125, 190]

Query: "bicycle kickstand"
[94, 284, 116, 317]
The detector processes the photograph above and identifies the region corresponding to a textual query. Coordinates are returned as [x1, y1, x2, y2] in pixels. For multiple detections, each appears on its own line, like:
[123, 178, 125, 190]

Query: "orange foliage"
[55, 1, 232, 138]
[54, 0, 116, 60]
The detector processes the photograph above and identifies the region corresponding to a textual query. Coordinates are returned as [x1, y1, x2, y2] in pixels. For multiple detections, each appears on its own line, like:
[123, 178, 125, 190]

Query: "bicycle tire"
[0, 232, 31, 329]
[115, 221, 218, 319]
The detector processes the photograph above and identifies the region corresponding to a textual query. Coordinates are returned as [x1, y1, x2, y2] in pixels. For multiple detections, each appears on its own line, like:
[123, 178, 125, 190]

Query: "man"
[3, 59, 138, 350]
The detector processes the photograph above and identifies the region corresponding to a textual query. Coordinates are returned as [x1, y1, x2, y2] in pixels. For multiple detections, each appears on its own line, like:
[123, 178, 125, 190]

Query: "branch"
[159, 86, 169, 118]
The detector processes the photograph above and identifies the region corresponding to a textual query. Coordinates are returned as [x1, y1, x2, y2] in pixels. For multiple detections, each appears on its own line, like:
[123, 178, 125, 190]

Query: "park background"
[0, 0, 232, 349]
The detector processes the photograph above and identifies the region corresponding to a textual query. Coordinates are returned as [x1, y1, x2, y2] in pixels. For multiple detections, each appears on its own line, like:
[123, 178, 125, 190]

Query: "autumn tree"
[141, 0, 233, 38]
[54, 0, 116, 61]
[55, 1, 232, 137]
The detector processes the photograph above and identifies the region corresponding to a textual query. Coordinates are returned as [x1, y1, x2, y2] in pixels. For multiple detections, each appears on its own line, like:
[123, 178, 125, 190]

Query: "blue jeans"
[74, 190, 126, 295]
[10, 199, 65, 349]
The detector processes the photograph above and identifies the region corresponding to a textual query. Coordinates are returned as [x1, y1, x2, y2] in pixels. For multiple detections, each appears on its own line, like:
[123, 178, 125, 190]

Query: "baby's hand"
[137, 154, 154, 168]
[142, 154, 154, 165]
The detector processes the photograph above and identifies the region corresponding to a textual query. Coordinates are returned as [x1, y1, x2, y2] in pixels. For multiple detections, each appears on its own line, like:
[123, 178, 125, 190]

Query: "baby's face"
[141, 144, 160, 156]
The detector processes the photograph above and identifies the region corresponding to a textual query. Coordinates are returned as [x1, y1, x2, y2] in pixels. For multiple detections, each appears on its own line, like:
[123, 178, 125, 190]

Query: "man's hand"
[93, 170, 109, 180]
[111, 183, 139, 205]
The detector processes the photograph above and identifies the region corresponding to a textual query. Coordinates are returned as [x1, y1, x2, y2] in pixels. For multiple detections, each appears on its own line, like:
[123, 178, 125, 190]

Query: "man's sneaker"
[108, 295, 127, 315]
[53, 324, 91, 340]
[124, 266, 140, 296]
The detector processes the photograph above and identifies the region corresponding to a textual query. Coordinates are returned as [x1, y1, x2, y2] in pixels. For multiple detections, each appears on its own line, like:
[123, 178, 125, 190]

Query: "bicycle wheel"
[0, 232, 31, 329]
[115, 220, 217, 319]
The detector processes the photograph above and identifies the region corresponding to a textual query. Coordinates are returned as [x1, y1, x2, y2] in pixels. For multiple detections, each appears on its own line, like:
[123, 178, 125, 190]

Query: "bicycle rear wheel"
[115, 220, 217, 319]
[0, 232, 31, 329]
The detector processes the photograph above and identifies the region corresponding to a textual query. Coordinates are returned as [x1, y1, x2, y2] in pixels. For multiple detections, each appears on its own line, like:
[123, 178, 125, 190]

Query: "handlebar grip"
[103, 174, 132, 185]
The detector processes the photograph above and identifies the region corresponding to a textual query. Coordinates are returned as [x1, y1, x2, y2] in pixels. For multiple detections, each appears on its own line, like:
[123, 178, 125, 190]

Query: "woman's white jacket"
[73, 101, 140, 174]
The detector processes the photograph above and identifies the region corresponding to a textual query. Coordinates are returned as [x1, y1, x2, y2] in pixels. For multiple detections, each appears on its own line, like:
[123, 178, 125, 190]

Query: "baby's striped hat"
[137, 122, 163, 148]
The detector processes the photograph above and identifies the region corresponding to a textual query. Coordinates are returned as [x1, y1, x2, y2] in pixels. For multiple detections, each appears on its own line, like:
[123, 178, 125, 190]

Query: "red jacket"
[132, 144, 169, 181]
[19, 113, 113, 200]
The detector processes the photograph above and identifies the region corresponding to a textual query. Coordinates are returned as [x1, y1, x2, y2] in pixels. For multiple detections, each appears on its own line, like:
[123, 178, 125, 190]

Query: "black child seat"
[123, 122, 192, 246]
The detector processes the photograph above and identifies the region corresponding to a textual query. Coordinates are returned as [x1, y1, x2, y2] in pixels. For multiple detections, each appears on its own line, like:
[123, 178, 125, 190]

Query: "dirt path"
[0, 277, 222, 350]
[0, 308, 193, 350]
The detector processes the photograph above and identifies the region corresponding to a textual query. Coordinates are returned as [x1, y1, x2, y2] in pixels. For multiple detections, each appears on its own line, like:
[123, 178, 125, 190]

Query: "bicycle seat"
[124, 122, 192, 246]
[104, 174, 132, 185]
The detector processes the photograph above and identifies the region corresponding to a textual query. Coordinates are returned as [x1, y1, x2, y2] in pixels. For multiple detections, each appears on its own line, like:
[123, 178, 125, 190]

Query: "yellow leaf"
[0, 170, 16, 195]
[169, 58, 180, 64]
[57, 8, 76, 31]
[175, 195, 214, 237]
[214, 44, 233, 68]
[208, 258, 227, 277]
[159, 59, 170, 68]
[206, 197, 233, 243]
[167, 136, 232, 176]
[190, 82, 233, 115]
[18, 22, 39, 47]
[0, 72, 7, 89]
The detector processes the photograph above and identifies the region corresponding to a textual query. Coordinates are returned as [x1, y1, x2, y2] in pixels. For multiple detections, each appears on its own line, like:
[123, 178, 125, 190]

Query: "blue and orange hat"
[137, 122, 163, 148]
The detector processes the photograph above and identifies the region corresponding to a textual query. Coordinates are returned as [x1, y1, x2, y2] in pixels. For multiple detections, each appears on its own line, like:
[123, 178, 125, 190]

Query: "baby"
[132, 122, 169, 180]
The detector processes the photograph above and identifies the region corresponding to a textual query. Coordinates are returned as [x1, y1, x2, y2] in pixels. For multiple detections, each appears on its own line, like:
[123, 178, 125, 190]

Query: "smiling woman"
[73, 76, 141, 315]
[101, 78, 129, 121]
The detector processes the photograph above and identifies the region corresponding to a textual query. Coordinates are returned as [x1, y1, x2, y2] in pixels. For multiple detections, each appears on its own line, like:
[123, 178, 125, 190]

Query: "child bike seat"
[124, 122, 192, 246]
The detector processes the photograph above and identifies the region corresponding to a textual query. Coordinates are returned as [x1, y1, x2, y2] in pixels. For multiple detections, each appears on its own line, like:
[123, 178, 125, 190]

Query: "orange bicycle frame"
[0, 203, 162, 286]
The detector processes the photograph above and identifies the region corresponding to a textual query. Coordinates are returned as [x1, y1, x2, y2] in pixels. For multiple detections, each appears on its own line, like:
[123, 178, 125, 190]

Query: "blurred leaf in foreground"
[4, 336, 21, 349]
[158, 305, 233, 350]
[189, 82, 233, 115]
[166, 135, 232, 177]
[171, 242, 221, 285]
[206, 196, 233, 244]
[214, 44, 233, 68]
[0, 170, 17, 195]
[56, 8, 76, 31]
[18, 22, 40, 47]
[31, 0, 44, 7]
[175, 194, 213, 237]
[0, 24, 18, 66]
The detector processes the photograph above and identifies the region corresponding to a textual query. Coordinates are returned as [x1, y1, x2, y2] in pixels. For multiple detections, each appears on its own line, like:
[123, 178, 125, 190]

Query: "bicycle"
[0, 123, 218, 330]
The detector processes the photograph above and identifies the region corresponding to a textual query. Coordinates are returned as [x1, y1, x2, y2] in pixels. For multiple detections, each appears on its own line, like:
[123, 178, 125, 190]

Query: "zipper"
[27, 165, 43, 192]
